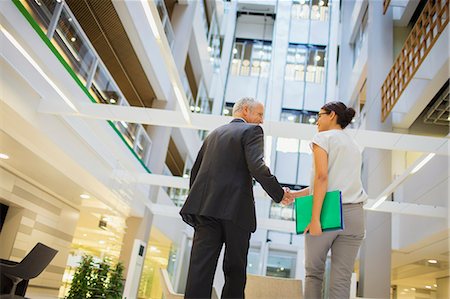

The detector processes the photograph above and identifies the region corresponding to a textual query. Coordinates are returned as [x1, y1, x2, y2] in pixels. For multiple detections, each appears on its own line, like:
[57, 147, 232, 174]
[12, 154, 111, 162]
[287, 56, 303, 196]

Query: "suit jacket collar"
[231, 118, 246, 123]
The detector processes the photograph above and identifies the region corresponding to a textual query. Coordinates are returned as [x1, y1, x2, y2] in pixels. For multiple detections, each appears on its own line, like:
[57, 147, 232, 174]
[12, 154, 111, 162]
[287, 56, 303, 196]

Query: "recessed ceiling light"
[70, 37, 76, 42]
[410, 288, 416, 291]
[0, 153, 10, 159]
[433, 284, 437, 287]
[427, 259, 438, 264]
[82, 234, 87, 237]
[99, 240, 105, 244]
[425, 285, 432, 289]
[80, 194, 90, 199]
[109, 98, 116, 104]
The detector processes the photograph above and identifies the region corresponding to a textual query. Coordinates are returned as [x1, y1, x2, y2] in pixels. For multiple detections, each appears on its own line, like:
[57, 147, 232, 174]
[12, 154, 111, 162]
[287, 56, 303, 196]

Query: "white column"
[358, 1, 394, 298]
[171, 1, 197, 73]
[266, 1, 291, 122]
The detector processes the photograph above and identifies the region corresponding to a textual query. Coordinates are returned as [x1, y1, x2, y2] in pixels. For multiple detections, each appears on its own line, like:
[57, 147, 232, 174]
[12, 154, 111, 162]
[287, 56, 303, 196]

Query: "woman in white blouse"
[288, 101, 367, 299]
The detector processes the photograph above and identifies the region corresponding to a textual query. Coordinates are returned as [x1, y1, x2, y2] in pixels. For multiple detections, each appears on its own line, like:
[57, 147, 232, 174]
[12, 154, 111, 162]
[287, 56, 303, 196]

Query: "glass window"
[306, 47, 326, 84]
[269, 201, 295, 221]
[266, 250, 296, 278]
[285, 44, 325, 84]
[292, 0, 329, 21]
[247, 248, 261, 275]
[280, 109, 319, 125]
[353, 6, 368, 65]
[285, 45, 307, 81]
[230, 39, 272, 78]
[222, 102, 234, 116]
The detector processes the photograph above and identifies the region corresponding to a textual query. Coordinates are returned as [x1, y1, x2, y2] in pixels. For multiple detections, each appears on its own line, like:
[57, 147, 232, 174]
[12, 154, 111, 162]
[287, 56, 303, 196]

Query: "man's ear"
[242, 105, 249, 116]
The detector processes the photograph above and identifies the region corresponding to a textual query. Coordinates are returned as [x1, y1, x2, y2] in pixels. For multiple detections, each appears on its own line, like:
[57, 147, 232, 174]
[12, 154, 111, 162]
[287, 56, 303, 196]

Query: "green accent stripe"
[12, 0, 151, 173]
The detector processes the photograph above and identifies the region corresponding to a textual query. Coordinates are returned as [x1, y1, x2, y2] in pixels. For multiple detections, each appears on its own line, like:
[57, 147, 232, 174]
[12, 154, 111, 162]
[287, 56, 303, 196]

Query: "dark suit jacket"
[180, 118, 284, 232]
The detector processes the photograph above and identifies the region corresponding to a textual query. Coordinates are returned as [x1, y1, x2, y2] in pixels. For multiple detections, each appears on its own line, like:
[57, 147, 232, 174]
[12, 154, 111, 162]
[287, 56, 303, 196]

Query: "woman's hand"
[304, 219, 322, 236]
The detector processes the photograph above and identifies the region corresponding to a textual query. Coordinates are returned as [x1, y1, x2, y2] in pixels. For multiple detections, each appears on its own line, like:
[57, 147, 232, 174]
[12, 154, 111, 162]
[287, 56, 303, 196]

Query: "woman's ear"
[329, 111, 336, 120]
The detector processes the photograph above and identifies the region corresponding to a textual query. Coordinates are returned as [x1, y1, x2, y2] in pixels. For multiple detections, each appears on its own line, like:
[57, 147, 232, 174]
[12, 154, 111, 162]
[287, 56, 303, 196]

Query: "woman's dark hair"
[321, 101, 356, 129]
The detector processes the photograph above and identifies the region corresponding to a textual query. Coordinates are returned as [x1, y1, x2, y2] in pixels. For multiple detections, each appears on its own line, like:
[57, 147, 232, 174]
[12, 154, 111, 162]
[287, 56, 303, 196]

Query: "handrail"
[381, 0, 449, 122]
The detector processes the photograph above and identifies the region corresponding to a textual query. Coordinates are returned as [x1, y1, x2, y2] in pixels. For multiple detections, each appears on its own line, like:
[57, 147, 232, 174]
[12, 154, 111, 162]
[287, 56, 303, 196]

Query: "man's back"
[180, 119, 283, 232]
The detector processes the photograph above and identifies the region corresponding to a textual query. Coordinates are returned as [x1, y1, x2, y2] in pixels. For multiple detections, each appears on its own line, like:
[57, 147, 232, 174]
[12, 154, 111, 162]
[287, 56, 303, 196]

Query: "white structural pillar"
[358, 1, 394, 298]
[119, 207, 154, 299]
[266, 0, 290, 122]
[171, 1, 197, 73]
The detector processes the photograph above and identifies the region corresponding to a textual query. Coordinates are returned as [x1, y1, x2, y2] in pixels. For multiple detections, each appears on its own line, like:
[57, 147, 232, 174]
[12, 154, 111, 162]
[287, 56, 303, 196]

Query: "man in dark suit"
[180, 97, 292, 298]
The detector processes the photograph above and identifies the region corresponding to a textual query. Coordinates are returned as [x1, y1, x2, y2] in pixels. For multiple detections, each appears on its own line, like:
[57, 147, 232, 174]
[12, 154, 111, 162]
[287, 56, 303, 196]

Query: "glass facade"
[231, 39, 272, 78]
[292, 0, 330, 21]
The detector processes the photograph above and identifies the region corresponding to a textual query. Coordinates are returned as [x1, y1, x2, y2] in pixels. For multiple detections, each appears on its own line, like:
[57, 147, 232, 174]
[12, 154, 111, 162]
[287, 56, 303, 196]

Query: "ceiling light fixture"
[427, 259, 438, 264]
[425, 285, 432, 289]
[1, 26, 78, 112]
[411, 153, 435, 174]
[0, 153, 10, 160]
[80, 194, 90, 199]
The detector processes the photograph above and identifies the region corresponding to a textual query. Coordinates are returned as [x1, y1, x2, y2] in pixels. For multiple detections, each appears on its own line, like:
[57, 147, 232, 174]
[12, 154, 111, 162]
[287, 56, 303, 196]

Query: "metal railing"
[15, 0, 153, 170]
[381, 0, 449, 122]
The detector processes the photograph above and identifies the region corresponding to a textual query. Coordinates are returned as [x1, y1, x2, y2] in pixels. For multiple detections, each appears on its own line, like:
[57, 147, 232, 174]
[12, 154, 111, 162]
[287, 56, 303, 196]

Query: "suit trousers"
[184, 216, 251, 299]
[304, 203, 365, 299]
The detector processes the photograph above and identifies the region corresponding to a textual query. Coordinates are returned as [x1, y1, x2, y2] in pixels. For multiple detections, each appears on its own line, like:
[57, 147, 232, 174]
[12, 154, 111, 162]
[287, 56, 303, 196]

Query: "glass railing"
[14, 0, 153, 171]
[167, 187, 189, 207]
[198, 0, 210, 39]
[155, 0, 175, 49]
[207, 9, 222, 71]
[189, 79, 213, 114]
[181, 72, 195, 111]
[269, 201, 295, 221]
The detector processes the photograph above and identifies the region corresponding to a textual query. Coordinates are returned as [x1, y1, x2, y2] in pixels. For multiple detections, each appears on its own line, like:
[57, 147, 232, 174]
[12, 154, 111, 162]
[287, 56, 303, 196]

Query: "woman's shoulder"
[314, 129, 341, 139]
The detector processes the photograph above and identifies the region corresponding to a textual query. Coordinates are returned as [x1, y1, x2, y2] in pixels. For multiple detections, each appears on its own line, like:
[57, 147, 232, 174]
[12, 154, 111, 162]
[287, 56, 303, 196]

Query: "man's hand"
[281, 187, 295, 206]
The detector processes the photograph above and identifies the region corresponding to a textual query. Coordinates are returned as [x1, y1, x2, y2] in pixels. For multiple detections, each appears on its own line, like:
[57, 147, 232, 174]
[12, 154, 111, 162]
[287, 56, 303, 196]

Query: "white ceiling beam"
[113, 170, 190, 189]
[364, 199, 447, 219]
[147, 199, 446, 235]
[38, 100, 449, 155]
[117, 171, 447, 220]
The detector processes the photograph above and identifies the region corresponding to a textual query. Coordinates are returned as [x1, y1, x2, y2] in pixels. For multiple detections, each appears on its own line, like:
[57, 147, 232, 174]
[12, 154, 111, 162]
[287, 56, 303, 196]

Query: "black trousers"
[184, 216, 251, 299]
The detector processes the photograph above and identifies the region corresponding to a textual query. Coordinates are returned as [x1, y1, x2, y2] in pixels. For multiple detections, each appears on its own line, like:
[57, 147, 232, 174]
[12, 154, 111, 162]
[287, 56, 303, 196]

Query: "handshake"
[281, 187, 296, 206]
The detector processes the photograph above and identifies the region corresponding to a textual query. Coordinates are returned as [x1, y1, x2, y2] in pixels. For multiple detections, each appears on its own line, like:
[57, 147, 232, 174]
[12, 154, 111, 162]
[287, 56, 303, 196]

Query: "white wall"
[392, 154, 449, 249]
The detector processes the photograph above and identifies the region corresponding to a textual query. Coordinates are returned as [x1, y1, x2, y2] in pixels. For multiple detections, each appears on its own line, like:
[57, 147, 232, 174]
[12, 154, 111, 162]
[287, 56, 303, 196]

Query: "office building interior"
[0, 0, 448, 298]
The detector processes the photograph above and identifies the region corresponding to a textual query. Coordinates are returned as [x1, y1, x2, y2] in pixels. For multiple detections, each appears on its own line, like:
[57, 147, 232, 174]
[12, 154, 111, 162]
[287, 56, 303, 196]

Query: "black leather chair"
[0, 243, 58, 298]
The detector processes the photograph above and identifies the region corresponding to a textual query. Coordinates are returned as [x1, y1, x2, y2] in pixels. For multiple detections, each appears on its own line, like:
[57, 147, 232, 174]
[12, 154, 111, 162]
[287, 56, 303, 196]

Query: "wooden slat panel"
[381, 0, 449, 121]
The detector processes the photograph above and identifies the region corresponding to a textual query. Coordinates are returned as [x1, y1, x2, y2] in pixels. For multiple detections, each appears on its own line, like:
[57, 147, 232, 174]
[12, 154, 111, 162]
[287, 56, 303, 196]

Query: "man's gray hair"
[232, 97, 257, 115]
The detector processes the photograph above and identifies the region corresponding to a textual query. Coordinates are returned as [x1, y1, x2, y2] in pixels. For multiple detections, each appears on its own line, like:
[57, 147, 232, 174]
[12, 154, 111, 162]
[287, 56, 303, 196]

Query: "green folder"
[294, 190, 344, 234]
